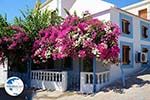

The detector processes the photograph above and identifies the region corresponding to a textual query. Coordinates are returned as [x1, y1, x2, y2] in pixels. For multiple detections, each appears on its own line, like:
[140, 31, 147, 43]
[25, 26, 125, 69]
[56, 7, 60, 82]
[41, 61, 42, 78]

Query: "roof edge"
[113, 7, 150, 22]
[41, 0, 53, 9]
[122, 0, 150, 10]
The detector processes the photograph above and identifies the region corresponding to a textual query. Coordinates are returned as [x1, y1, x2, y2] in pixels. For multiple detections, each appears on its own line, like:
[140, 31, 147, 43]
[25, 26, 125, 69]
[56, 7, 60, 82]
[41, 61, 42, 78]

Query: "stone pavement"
[33, 90, 78, 100]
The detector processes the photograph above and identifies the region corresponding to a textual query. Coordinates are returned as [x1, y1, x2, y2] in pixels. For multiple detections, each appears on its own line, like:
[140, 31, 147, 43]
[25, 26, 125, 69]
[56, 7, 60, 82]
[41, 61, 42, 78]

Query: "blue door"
[67, 59, 80, 91]
[67, 70, 80, 91]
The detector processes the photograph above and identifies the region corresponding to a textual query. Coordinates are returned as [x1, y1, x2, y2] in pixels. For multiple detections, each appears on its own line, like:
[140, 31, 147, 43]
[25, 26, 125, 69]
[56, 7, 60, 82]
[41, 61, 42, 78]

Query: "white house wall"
[60, 0, 76, 17]
[123, 1, 150, 20]
[57, 1, 150, 86]
[92, 8, 122, 82]
[109, 8, 150, 82]
[90, 7, 150, 83]
[93, 12, 111, 21]
[39, 0, 150, 92]
[0, 60, 8, 86]
[68, 0, 114, 17]
[42, 0, 114, 18]
[41, 0, 58, 12]
[124, 4, 150, 18]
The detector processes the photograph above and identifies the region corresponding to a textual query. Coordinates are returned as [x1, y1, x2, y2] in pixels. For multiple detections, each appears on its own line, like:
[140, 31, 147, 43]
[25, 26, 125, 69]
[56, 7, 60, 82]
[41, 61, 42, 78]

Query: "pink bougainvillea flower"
[78, 50, 86, 58]
[31, 14, 120, 64]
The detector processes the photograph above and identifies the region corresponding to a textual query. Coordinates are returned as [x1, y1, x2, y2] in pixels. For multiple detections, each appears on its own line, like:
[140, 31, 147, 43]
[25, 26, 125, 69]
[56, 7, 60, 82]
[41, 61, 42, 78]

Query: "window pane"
[122, 19, 130, 34]
[142, 26, 148, 38]
[122, 45, 130, 64]
[139, 9, 147, 19]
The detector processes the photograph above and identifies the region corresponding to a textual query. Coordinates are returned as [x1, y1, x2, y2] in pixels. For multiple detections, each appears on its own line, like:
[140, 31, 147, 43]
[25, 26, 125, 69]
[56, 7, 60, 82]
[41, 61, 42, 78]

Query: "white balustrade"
[31, 70, 67, 91]
[80, 71, 110, 93]
[82, 71, 110, 85]
[31, 71, 62, 82]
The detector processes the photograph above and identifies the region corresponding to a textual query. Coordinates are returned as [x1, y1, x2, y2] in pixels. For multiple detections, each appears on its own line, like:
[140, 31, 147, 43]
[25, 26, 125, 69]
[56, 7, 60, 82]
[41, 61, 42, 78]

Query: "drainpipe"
[120, 65, 126, 87]
[93, 57, 96, 93]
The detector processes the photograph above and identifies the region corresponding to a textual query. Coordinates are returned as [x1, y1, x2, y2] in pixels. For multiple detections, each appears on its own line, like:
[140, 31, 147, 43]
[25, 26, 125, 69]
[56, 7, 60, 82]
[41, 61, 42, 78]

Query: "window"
[142, 26, 148, 38]
[122, 19, 130, 34]
[139, 9, 147, 19]
[122, 45, 130, 64]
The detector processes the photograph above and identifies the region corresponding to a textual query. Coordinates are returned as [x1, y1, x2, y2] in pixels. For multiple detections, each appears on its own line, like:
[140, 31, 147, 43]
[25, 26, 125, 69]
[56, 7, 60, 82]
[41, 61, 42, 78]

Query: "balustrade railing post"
[88, 74, 90, 84]
[80, 72, 86, 93]
[101, 74, 103, 84]
[62, 71, 67, 91]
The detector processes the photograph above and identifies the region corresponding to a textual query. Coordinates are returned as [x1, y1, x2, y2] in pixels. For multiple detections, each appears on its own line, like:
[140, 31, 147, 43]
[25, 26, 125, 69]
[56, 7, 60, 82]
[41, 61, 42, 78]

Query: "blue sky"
[0, 0, 45, 22]
[105, 0, 141, 7]
[0, 0, 141, 22]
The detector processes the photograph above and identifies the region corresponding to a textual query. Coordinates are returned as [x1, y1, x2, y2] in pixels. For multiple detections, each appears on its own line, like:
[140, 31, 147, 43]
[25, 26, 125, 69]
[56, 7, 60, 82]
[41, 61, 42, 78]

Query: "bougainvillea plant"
[32, 25, 60, 63]
[0, 10, 120, 65]
[0, 1, 63, 65]
[32, 14, 120, 64]
[0, 26, 31, 63]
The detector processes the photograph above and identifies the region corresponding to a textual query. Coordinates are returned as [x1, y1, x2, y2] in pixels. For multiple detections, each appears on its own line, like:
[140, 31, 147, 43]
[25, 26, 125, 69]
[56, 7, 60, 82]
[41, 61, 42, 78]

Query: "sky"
[105, 0, 141, 7]
[0, 0, 46, 22]
[0, 0, 142, 22]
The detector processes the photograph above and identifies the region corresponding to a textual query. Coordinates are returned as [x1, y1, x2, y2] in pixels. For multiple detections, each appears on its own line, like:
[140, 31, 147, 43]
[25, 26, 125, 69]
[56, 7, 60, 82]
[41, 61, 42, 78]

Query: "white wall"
[40, 0, 150, 93]
[0, 60, 8, 86]
[123, 2, 150, 20]
[92, 9, 111, 21]
[41, 0, 114, 17]
[109, 8, 150, 82]
[41, 0, 58, 12]
[60, 0, 76, 17]
[92, 7, 150, 83]
[68, 0, 114, 17]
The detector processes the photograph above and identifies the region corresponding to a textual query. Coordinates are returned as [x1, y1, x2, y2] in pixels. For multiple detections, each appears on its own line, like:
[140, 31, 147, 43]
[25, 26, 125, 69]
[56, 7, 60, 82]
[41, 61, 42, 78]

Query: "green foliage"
[0, 15, 14, 37]
[14, 1, 63, 39]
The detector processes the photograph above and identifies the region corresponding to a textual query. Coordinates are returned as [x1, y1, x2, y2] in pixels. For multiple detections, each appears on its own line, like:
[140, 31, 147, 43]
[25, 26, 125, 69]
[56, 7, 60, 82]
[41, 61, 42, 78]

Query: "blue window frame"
[119, 13, 133, 38]
[120, 41, 134, 68]
[140, 21, 150, 41]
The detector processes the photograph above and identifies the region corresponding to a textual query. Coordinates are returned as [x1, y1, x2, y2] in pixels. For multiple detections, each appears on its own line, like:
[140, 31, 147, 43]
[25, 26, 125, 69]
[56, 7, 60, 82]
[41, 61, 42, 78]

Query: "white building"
[8, 0, 150, 93]
[0, 60, 8, 86]
[123, 0, 150, 20]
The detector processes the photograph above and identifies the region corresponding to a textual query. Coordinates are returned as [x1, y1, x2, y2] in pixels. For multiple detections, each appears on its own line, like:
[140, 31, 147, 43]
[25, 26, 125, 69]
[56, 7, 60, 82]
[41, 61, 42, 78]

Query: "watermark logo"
[4, 76, 24, 96]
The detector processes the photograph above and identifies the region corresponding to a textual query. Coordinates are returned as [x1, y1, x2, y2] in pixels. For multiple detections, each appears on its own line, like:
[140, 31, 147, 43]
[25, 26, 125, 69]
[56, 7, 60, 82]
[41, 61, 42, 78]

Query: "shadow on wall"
[100, 68, 150, 94]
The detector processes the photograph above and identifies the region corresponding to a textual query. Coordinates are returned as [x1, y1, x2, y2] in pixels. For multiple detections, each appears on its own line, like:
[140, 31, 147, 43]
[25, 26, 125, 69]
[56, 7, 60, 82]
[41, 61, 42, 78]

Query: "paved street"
[0, 67, 150, 100]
